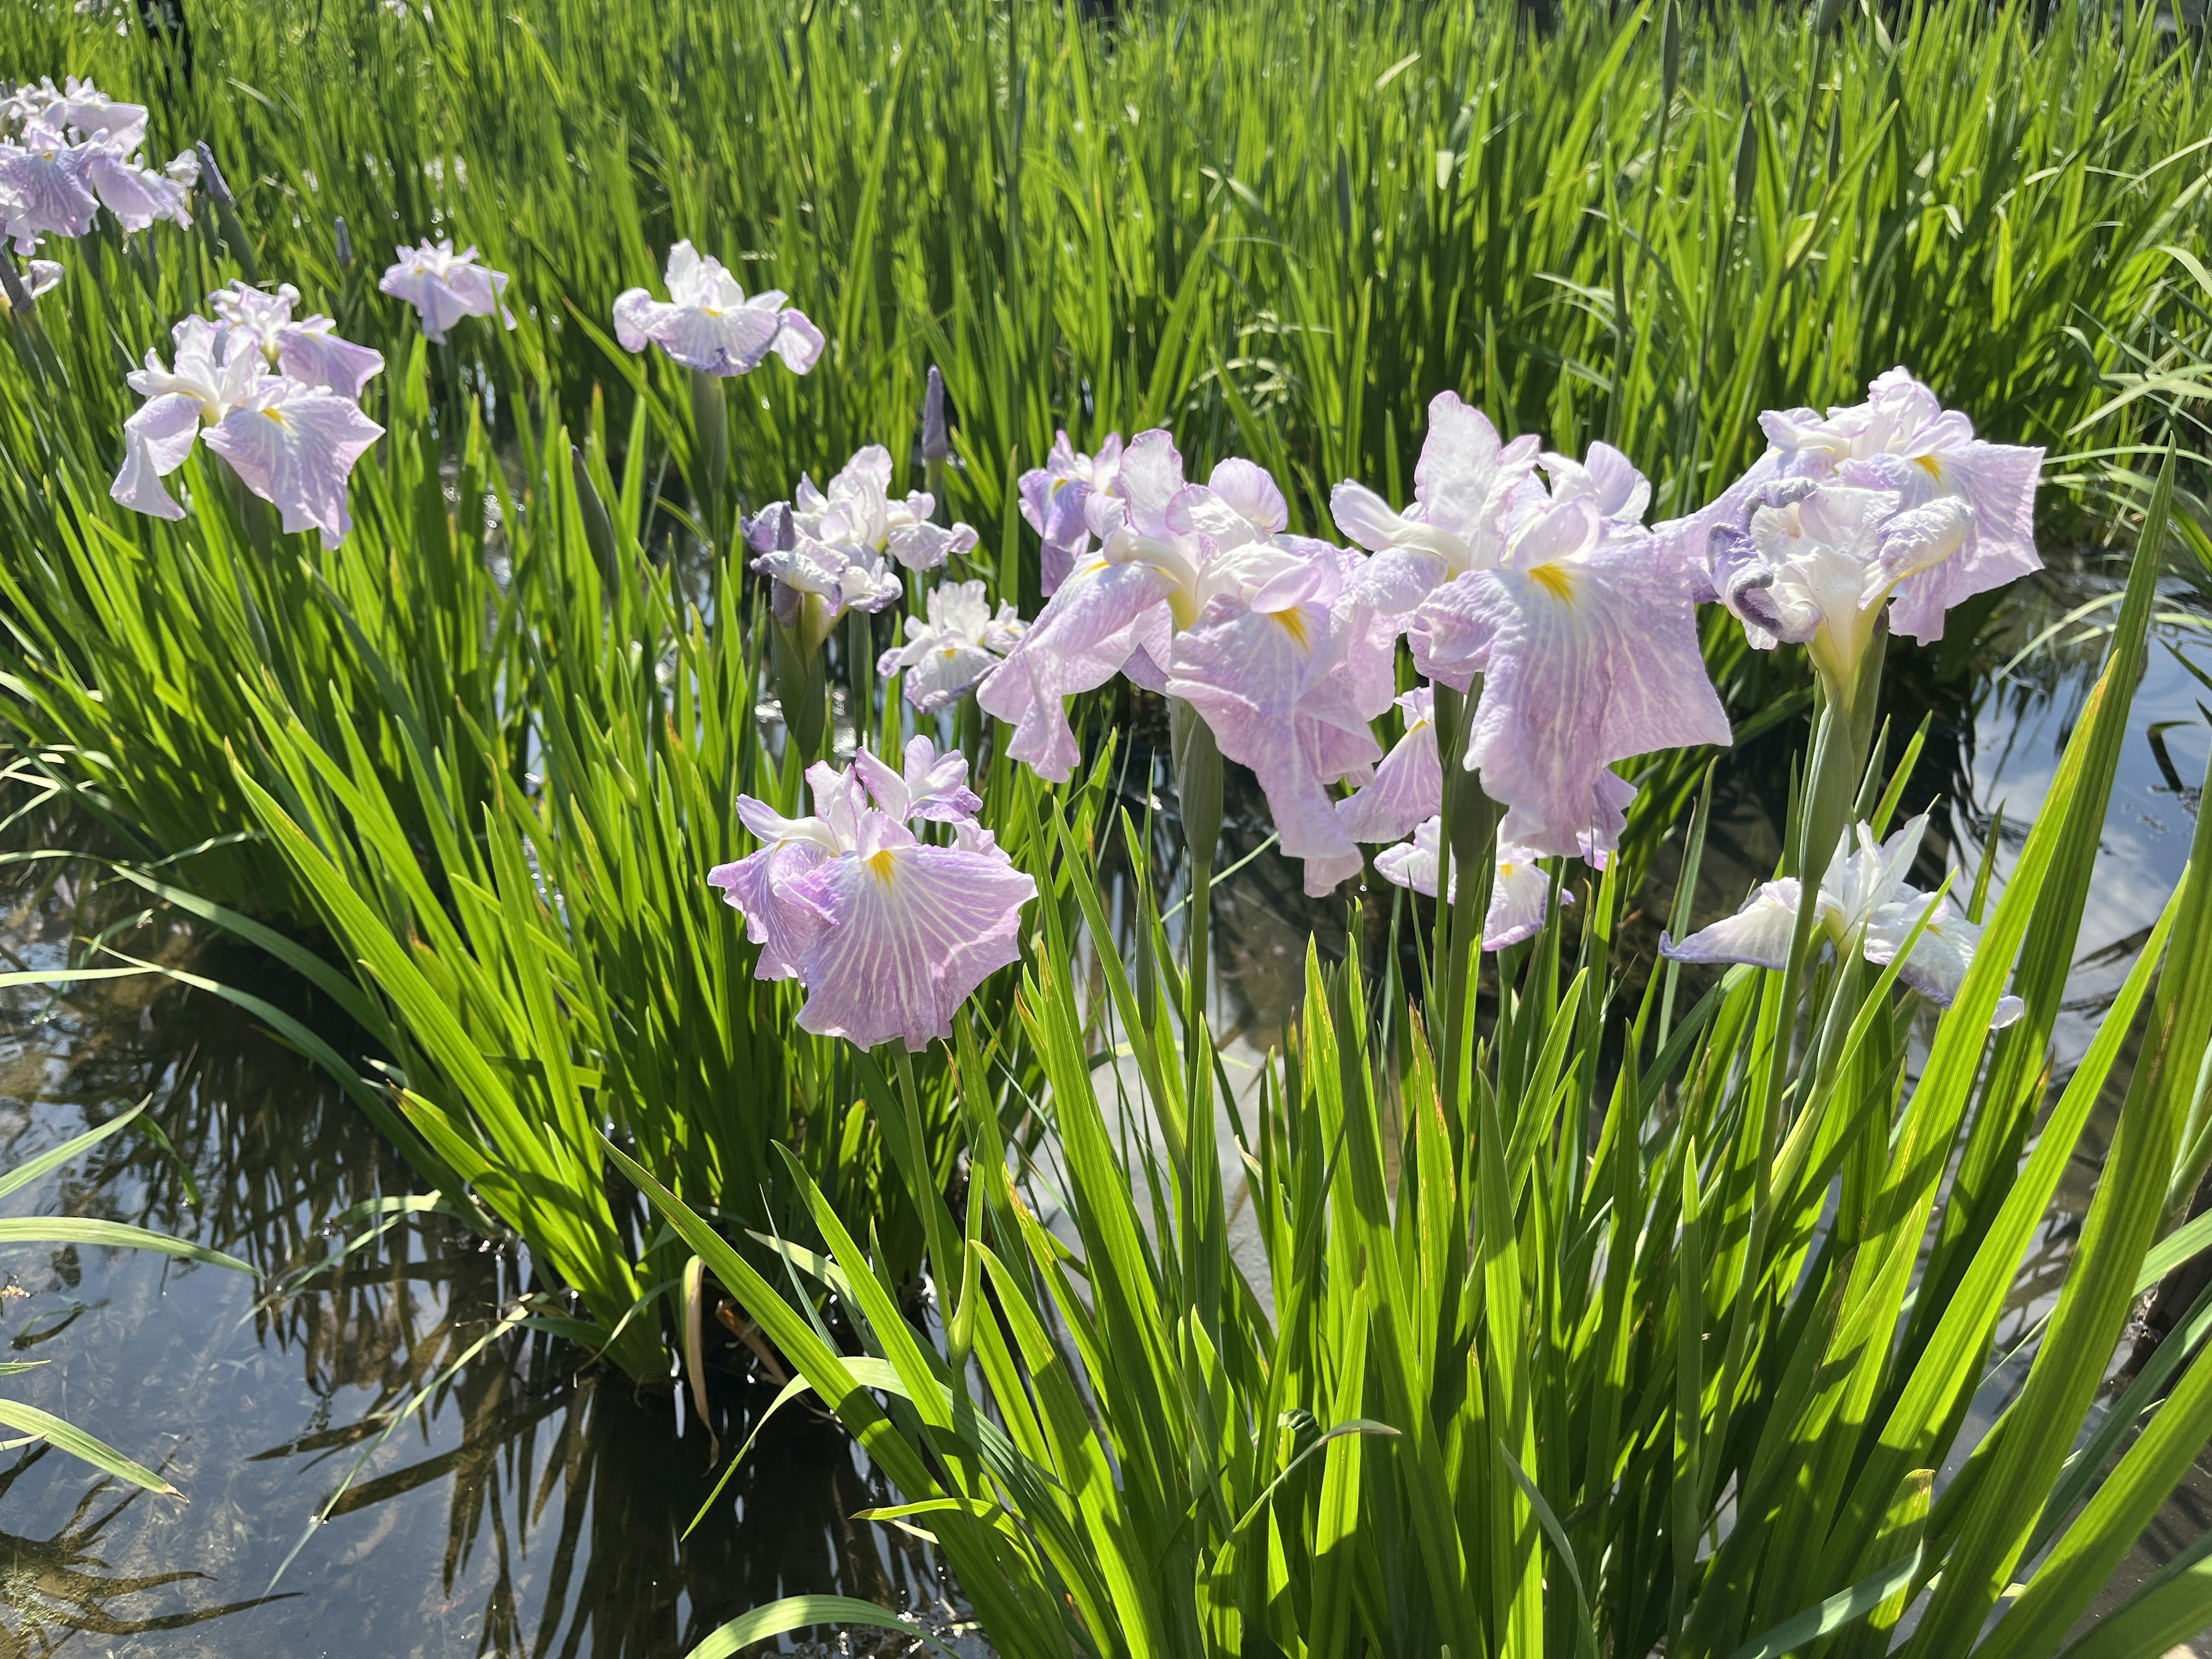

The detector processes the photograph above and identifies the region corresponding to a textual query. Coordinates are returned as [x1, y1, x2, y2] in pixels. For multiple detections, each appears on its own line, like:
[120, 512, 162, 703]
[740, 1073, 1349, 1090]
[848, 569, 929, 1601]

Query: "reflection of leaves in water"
[0, 1446, 294, 1652]
[9, 1301, 106, 1351]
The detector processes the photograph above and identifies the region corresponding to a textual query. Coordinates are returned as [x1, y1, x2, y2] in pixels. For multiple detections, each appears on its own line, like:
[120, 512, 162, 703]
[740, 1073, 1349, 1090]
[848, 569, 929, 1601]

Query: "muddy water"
[0, 555, 2206, 1656]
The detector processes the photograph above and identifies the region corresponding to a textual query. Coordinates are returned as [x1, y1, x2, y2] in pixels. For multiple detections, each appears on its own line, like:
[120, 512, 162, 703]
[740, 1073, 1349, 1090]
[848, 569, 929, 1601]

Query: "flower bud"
[921, 366, 948, 464]
[335, 215, 354, 270]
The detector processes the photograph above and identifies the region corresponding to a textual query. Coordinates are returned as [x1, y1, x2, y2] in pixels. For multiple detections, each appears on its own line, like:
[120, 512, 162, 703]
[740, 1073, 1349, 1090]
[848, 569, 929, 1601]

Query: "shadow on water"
[0, 556, 2207, 1653]
[0, 858, 963, 1656]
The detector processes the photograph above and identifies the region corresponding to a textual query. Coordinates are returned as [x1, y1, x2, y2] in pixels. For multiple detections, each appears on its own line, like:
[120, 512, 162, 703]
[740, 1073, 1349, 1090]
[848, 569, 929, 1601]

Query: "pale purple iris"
[378, 239, 516, 342]
[209, 281, 386, 399]
[877, 579, 1026, 715]
[751, 445, 980, 623]
[707, 738, 1036, 1052]
[984, 430, 1396, 895]
[1018, 431, 1124, 596]
[109, 306, 385, 546]
[1338, 687, 1441, 844]
[1407, 445, 1731, 862]
[1373, 818, 1569, 950]
[613, 241, 823, 377]
[1660, 813, 2022, 1024]
[0, 80, 194, 254]
[1671, 368, 2041, 664]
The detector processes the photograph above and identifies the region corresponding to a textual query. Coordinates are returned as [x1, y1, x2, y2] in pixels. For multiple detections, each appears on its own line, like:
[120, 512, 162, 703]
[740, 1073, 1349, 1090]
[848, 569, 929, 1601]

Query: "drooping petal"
[709, 839, 830, 980]
[1338, 688, 1441, 843]
[976, 559, 1175, 781]
[612, 287, 668, 354]
[1166, 589, 1377, 897]
[1418, 519, 1732, 860]
[768, 307, 824, 373]
[648, 301, 780, 376]
[79, 149, 191, 232]
[108, 390, 203, 520]
[782, 815, 1037, 1051]
[1485, 844, 1562, 949]
[1659, 879, 1804, 972]
[203, 379, 384, 545]
[276, 325, 385, 400]
[1862, 891, 2018, 1025]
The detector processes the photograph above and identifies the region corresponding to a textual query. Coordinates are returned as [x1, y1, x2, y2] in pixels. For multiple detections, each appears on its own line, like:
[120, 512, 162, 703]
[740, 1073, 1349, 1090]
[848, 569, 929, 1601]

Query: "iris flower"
[0, 256, 61, 313]
[613, 240, 823, 377]
[1674, 368, 2041, 670]
[708, 739, 1036, 1052]
[1659, 814, 2022, 1023]
[0, 81, 194, 253]
[378, 239, 516, 342]
[877, 579, 1027, 714]
[1373, 817, 1569, 950]
[752, 445, 979, 623]
[984, 430, 1395, 894]
[1019, 430, 1125, 596]
[109, 310, 384, 546]
[209, 281, 385, 400]
[1410, 451, 1732, 862]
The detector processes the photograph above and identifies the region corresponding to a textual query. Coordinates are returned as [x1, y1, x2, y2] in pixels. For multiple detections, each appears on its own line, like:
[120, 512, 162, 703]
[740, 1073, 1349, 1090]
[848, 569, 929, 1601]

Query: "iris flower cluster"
[109, 279, 387, 545]
[715, 362, 2040, 1052]
[0, 77, 195, 259]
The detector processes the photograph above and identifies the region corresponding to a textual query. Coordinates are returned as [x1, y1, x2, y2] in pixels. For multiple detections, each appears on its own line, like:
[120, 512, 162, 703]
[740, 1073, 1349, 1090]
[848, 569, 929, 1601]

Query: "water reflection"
[0, 862, 961, 1656]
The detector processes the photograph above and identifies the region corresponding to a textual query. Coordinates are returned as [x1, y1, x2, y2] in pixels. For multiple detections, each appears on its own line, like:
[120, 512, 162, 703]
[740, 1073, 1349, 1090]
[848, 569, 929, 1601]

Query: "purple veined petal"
[109, 390, 203, 520]
[0, 144, 98, 248]
[203, 378, 384, 546]
[1581, 441, 1650, 522]
[1114, 429, 1187, 535]
[1424, 524, 1732, 861]
[1659, 878, 1803, 971]
[1887, 453, 2043, 645]
[900, 736, 982, 822]
[276, 325, 385, 400]
[1374, 816, 1447, 900]
[1486, 843, 1567, 950]
[838, 557, 905, 613]
[1705, 523, 1798, 649]
[1862, 891, 2015, 1020]
[976, 559, 1176, 782]
[783, 813, 1038, 1052]
[1338, 687, 1442, 843]
[612, 287, 668, 354]
[1207, 457, 1289, 536]
[804, 762, 869, 849]
[79, 149, 191, 232]
[1166, 590, 1378, 896]
[853, 748, 913, 821]
[1869, 494, 1973, 603]
[885, 519, 978, 571]
[1342, 542, 1450, 621]
[51, 82, 148, 149]
[647, 301, 781, 376]
[768, 307, 824, 373]
[709, 840, 831, 980]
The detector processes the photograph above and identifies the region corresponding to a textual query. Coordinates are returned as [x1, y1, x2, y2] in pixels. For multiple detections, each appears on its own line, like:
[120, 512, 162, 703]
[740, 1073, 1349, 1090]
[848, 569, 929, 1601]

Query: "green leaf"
[0, 1397, 180, 1496]
[0, 1218, 252, 1274]
[1719, 1546, 1923, 1659]
[685, 1594, 963, 1659]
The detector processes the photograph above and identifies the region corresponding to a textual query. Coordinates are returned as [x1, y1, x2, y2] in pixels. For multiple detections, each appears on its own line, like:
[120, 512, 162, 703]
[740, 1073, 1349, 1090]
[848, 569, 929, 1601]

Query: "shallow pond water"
[0, 554, 2208, 1655]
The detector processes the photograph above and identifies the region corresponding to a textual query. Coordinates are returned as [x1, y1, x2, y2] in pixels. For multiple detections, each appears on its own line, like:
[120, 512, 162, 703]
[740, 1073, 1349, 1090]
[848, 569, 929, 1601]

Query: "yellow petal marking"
[1528, 562, 1576, 603]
